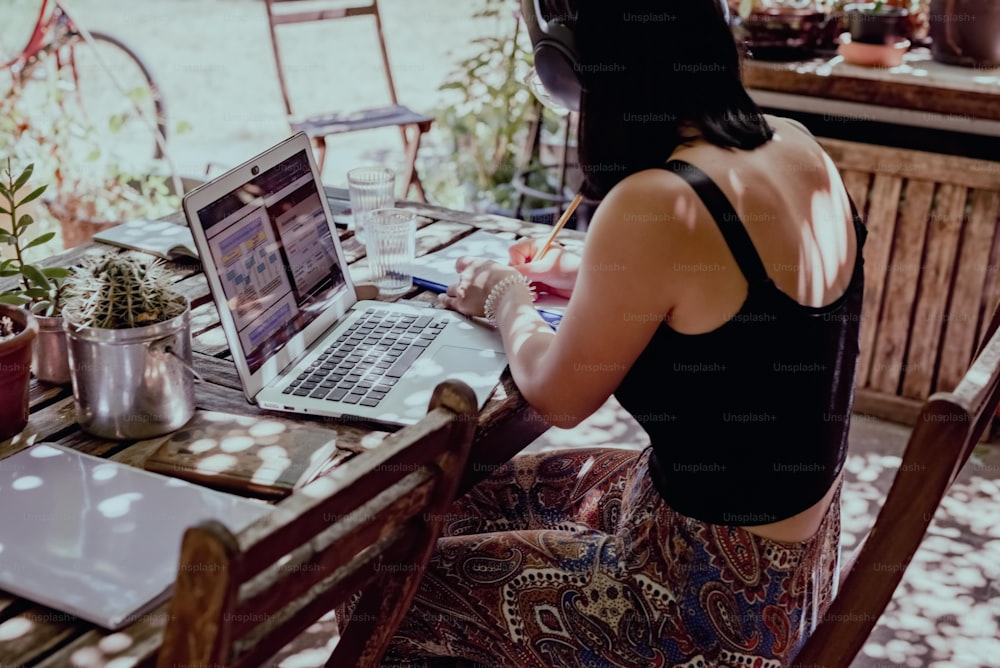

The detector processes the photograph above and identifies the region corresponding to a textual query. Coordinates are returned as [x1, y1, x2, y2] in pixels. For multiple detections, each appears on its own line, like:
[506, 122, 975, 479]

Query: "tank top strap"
[663, 160, 770, 285]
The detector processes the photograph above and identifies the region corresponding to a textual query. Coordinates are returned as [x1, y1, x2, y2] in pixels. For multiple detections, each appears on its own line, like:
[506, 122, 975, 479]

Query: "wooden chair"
[155, 379, 478, 668]
[792, 303, 1000, 666]
[263, 0, 434, 201]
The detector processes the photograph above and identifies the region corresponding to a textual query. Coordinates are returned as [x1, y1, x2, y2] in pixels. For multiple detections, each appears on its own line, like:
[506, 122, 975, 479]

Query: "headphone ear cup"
[522, 1, 582, 112]
[532, 37, 582, 112]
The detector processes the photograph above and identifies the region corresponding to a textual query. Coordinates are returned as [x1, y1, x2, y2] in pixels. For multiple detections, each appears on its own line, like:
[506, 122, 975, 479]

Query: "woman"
[384, 0, 865, 665]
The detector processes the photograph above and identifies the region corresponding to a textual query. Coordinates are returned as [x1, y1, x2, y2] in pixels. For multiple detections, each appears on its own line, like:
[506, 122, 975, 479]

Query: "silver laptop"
[0, 443, 270, 630]
[183, 132, 507, 426]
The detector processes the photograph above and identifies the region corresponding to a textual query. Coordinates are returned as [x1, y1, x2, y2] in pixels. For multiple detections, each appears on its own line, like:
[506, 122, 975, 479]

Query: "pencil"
[535, 193, 584, 261]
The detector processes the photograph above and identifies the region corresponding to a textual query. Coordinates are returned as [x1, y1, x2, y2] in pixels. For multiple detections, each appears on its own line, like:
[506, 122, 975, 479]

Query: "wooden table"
[742, 48, 1000, 158]
[0, 201, 581, 667]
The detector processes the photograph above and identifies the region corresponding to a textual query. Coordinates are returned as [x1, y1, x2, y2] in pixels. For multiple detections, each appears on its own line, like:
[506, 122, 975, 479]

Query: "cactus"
[63, 254, 185, 329]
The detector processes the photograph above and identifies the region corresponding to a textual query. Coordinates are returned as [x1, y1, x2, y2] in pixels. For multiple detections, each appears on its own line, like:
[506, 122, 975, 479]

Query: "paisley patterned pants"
[382, 447, 841, 667]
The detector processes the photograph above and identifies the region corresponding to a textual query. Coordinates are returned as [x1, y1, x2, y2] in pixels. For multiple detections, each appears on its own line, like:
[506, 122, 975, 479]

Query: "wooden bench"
[820, 138, 1000, 425]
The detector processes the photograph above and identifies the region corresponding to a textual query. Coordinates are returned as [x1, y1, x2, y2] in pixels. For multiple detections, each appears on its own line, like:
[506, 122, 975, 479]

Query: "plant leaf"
[23, 232, 55, 250]
[21, 264, 49, 289]
[16, 214, 33, 231]
[42, 267, 71, 279]
[13, 163, 33, 191]
[0, 294, 29, 305]
[17, 184, 46, 206]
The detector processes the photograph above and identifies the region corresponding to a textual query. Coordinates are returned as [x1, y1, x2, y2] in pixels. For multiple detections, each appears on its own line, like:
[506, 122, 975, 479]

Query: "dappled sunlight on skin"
[506, 301, 554, 355]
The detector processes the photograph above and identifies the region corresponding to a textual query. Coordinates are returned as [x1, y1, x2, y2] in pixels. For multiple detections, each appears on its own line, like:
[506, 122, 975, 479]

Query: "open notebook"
[412, 230, 569, 327]
[93, 218, 199, 260]
[0, 444, 271, 630]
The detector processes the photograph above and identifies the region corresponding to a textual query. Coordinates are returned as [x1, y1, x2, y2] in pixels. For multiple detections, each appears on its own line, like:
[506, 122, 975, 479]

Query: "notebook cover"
[144, 411, 359, 500]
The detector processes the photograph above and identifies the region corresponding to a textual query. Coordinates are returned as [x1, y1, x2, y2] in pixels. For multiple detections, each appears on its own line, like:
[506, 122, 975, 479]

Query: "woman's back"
[609, 116, 864, 543]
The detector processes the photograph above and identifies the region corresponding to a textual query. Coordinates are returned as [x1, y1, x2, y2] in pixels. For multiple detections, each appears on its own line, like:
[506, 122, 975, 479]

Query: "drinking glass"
[366, 208, 416, 298]
[347, 166, 396, 245]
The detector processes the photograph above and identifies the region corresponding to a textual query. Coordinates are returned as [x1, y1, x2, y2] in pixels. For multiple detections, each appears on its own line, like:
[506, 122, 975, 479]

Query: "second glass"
[347, 166, 396, 246]
[366, 208, 417, 298]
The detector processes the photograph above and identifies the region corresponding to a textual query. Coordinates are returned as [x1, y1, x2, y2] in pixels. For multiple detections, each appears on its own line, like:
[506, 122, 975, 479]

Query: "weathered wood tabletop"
[0, 200, 584, 667]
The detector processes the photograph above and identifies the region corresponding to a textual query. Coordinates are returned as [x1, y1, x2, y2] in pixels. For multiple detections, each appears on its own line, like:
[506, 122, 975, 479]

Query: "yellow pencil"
[535, 193, 583, 261]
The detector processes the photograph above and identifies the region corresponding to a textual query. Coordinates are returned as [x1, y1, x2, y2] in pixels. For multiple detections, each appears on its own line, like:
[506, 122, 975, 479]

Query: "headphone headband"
[522, 1, 732, 114]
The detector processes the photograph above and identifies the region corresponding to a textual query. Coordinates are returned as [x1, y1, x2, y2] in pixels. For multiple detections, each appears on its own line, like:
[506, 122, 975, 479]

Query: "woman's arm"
[442, 170, 693, 428]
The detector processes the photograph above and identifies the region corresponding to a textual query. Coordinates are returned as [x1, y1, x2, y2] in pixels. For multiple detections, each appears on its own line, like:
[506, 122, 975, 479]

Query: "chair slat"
[870, 178, 935, 394]
[931, 188, 997, 393]
[902, 183, 967, 398]
[857, 173, 904, 390]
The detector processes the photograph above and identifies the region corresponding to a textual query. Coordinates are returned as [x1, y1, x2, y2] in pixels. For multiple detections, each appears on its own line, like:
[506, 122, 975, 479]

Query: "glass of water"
[366, 208, 417, 298]
[347, 166, 395, 246]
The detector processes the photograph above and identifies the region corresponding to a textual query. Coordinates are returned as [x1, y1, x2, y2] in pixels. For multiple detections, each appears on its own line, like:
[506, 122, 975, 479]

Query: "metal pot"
[930, 0, 1000, 68]
[32, 314, 71, 385]
[65, 303, 194, 439]
[843, 3, 910, 45]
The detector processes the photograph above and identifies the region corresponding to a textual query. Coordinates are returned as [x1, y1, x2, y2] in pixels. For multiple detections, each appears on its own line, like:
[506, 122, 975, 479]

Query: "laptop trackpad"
[396, 346, 507, 416]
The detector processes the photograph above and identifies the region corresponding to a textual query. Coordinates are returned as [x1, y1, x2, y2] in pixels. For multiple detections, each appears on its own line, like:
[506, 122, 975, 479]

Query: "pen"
[535, 193, 583, 261]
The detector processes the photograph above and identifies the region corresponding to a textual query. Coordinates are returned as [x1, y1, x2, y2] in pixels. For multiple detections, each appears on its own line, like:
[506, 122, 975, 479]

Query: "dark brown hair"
[551, 0, 772, 200]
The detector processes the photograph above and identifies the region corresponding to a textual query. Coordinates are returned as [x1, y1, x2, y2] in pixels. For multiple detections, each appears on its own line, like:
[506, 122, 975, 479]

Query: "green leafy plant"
[0, 160, 72, 315]
[0, 56, 180, 256]
[63, 254, 185, 329]
[426, 0, 542, 211]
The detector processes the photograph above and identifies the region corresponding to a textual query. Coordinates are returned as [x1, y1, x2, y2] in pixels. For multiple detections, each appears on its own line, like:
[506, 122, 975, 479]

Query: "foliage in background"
[0, 160, 72, 316]
[0, 57, 179, 260]
[424, 0, 540, 211]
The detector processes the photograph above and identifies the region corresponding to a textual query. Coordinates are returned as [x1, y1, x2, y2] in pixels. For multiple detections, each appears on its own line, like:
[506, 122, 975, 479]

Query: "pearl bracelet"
[483, 274, 534, 325]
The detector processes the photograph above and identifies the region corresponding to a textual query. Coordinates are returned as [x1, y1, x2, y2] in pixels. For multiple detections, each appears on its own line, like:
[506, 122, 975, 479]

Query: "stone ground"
[7, 1, 999, 665]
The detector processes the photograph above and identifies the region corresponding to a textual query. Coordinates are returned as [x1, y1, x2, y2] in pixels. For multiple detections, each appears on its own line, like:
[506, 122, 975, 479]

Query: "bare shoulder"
[590, 167, 696, 239]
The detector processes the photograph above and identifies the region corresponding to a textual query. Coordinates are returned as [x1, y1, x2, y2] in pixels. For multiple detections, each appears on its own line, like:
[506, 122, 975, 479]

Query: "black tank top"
[614, 160, 867, 526]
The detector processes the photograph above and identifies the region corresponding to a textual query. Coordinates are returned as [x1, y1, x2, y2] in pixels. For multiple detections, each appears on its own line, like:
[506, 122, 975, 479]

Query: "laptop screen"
[196, 149, 346, 373]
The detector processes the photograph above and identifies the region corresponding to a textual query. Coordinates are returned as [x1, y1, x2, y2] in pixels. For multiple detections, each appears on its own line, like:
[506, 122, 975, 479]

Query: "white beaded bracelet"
[483, 274, 534, 325]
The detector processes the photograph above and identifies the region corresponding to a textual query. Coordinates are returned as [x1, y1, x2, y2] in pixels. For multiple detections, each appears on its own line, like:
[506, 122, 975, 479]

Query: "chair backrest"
[792, 304, 1000, 666]
[156, 379, 478, 668]
[818, 138, 1000, 424]
[264, 0, 399, 119]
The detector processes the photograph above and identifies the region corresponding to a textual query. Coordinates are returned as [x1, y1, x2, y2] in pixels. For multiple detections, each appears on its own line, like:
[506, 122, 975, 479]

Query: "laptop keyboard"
[282, 308, 446, 408]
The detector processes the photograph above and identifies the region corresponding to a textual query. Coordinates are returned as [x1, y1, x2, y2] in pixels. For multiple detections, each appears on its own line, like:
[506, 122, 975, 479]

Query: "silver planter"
[65, 304, 195, 439]
[32, 314, 71, 385]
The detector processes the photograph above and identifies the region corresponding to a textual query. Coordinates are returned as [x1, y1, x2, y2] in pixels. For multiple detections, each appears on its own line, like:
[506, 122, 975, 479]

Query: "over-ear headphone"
[520, 0, 732, 113]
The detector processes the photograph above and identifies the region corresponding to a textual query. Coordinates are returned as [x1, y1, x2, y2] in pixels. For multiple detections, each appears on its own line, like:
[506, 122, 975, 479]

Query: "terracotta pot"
[0, 305, 38, 441]
[930, 0, 1000, 68]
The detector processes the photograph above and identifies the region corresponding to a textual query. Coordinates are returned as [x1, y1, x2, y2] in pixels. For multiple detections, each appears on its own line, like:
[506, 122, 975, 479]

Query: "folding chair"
[264, 0, 434, 201]
[155, 379, 478, 668]
[792, 303, 1000, 666]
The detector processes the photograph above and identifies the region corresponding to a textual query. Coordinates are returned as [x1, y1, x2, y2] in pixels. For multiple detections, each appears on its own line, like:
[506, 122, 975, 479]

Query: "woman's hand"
[438, 257, 521, 318]
[508, 238, 581, 299]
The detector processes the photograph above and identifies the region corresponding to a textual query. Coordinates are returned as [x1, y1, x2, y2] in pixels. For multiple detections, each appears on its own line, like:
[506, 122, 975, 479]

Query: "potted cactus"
[62, 254, 194, 439]
[0, 160, 73, 384]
